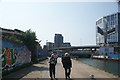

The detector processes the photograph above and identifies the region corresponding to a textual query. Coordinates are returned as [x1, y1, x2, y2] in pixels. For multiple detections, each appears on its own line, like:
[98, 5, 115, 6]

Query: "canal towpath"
[3, 58, 118, 79]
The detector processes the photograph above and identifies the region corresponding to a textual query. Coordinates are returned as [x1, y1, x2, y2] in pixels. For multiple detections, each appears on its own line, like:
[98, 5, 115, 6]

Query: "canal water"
[78, 58, 120, 76]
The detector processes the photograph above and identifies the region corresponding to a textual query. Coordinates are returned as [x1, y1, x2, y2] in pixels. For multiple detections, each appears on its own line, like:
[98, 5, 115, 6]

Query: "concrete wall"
[0, 39, 31, 71]
[108, 53, 120, 59]
[37, 49, 49, 59]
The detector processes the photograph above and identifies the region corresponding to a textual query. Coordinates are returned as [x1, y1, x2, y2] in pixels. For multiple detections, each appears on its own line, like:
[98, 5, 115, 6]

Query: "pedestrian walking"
[62, 53, 72, 79]
[49, 54, 57, 80]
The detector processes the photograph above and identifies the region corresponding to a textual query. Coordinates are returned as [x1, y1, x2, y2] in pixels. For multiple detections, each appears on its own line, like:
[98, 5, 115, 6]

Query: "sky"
[0, 0, 118, 47]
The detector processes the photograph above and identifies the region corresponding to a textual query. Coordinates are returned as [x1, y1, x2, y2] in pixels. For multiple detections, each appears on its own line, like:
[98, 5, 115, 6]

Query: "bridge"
[48, 46, 100, 57]
[48, 46, 100, 51]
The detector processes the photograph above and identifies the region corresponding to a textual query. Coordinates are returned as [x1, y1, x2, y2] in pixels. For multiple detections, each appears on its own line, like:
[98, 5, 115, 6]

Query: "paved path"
[3, 58, 118, 79]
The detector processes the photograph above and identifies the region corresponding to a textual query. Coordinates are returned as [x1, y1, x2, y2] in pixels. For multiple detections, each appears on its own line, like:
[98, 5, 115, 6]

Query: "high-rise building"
[96, 12, 120, 46]
[54, 34, 63, 48]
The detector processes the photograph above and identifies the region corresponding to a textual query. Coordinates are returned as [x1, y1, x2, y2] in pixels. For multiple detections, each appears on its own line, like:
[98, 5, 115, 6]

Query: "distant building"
[43, 45, 47, 50]
[46, 34, 71, 49]
[46, 42, 54, 49]
[0, 27, 23, 36]
[62, 42, 71, 47]
[54, 34, 63, 48]
[96, 12, 120, 46]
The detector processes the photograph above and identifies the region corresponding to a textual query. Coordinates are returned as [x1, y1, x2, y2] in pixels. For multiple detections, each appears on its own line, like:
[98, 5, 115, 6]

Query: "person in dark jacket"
[49, 54, 57, 80]
[62, 53, 72, 79]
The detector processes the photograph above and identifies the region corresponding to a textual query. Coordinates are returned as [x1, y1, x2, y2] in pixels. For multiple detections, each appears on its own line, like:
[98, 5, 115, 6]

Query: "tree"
[21, 29, 38, 61]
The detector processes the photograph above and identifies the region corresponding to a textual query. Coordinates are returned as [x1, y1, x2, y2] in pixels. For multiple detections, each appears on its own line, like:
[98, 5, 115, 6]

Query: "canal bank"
[76, 58, 120, 77]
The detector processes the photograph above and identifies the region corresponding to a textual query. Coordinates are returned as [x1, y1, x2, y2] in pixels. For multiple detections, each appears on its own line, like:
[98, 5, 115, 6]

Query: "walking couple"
[49, 53, 72, 80]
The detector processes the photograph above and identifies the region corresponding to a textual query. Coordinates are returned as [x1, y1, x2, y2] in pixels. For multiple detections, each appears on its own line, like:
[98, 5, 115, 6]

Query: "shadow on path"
[3, 62, 49, 79]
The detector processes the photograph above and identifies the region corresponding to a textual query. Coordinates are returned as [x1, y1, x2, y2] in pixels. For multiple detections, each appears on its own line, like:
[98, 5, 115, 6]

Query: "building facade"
[54, 34, 63, 48]
[0, 27, 23, 36]
[62, 42, 71, 47]
[96, 12, 120, 46]
[46, 42, 54, 49]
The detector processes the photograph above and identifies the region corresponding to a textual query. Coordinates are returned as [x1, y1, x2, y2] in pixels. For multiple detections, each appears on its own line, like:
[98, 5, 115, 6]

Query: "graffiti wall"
[0, 39, 31, 71]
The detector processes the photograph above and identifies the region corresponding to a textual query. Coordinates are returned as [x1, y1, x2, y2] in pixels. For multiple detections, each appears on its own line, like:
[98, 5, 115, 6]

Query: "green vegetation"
[2, 29, 44, 77]
[3, 35, 23, 44]
[3, 29, 40, 61]
[20, 29, 38, 61]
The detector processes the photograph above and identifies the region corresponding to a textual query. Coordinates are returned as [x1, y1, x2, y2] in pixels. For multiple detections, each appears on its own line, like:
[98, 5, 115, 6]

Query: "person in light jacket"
[49, 54, 57, 80]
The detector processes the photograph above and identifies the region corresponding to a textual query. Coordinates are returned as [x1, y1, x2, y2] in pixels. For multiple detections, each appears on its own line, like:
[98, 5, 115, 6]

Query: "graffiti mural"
[0, 46, 31, 71]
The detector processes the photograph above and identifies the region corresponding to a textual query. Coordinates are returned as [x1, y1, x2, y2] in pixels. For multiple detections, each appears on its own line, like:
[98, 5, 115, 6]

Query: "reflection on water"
[78, 58, 120, 76]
